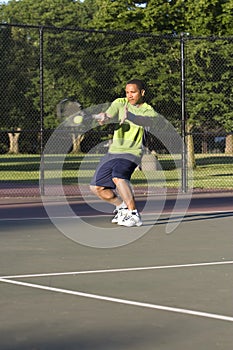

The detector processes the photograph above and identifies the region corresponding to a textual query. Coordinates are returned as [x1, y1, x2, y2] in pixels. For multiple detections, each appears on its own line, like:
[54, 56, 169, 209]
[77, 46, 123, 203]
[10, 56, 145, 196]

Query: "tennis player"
[90, 79, 158, 227]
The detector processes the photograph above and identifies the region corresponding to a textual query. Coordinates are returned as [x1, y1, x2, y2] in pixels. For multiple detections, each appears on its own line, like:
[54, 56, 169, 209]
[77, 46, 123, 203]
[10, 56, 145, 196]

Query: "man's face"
[125, 84, 144, 105]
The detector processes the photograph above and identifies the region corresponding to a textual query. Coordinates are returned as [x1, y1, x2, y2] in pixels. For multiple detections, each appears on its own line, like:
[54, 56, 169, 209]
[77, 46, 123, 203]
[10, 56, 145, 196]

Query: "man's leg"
[90, 184, 128, 224]
[112, 177, 142, 227]
[90, 185, 122, 206]
[112, 177, 136, 210]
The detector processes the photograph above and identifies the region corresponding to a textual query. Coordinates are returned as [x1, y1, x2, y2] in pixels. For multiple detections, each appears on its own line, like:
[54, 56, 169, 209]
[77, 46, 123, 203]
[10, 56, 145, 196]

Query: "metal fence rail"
[0, 24, 232, 197]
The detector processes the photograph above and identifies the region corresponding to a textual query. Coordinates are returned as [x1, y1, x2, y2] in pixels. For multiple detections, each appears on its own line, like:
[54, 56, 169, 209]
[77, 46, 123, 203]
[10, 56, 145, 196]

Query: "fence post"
[39, 26, 45, 196]
[180, 32, 188, 193]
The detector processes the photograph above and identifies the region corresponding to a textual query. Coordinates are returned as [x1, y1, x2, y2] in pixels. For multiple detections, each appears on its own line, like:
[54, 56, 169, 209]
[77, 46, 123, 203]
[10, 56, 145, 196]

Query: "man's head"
[125, 79, 146, 105]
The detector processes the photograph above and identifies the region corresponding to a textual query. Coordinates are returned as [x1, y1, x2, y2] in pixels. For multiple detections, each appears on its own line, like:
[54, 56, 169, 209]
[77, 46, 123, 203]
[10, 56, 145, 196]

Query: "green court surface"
[0, 203, 233, 350]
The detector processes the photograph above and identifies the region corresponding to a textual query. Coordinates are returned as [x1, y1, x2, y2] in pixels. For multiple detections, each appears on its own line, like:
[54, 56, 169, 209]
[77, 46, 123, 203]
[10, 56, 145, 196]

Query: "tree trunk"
[8, 128, 21, 154]
[225, 134, 233, 154]
[71, 133, 84, 153]
[201, 134, 208, 153]
[186, 124, 196, 169]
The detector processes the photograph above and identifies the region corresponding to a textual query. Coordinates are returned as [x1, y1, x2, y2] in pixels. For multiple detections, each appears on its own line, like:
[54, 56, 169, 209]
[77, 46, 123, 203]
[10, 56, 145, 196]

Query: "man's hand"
[93, 113, 110, 125]
[120, 105, 128, 125]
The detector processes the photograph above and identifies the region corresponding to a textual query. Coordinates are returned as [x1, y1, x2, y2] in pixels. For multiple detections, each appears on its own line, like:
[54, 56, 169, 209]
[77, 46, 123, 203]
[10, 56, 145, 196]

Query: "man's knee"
[90, 185, 116, 201]
[90, 185, 101, 195]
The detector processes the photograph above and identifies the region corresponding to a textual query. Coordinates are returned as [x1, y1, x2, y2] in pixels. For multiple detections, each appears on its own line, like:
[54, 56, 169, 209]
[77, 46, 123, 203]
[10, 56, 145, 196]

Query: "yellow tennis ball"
[73, 115, 83, 124]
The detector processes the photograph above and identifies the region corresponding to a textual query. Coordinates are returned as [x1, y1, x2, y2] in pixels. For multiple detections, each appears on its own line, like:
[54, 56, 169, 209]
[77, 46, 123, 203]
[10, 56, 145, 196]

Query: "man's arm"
[126, 112, 154, 127]
[120, 107, 155, 127]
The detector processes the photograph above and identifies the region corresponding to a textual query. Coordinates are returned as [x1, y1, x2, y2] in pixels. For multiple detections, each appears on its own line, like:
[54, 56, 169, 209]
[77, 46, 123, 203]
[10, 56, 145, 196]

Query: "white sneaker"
[111, 207, 128, 224]
[118, 210, 142, 227]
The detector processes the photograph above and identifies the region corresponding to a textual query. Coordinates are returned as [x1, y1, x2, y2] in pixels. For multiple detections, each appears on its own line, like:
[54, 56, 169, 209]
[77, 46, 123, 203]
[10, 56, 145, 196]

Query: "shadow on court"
[155, 211, 233, 225]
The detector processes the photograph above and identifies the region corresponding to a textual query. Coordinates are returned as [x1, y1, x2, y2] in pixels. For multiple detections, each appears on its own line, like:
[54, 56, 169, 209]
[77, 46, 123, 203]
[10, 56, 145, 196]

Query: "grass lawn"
[0, 153, 233, 190]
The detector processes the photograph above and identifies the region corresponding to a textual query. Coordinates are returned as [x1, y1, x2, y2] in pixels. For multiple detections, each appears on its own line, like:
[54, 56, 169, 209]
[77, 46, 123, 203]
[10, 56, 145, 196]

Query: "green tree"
[0, 25, 39, 153]
[1, 0, 82, 27]
[142, 0, 185, 34]
[91, 0, 145, 31]
[183, 0, 233, 36]
[182, 1, 233, 162]
[1, 0, 232, 158]
[0, 0, 100, 153]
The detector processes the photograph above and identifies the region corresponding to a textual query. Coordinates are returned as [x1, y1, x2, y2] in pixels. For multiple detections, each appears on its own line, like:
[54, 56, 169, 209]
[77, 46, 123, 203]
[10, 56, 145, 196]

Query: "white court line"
[1, 260, 233, 279]
[1, 277, 233, 323]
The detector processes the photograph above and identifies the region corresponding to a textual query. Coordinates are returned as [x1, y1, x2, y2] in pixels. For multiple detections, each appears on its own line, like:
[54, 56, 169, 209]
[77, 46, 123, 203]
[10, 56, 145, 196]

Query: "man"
[90, 79, 158, 227]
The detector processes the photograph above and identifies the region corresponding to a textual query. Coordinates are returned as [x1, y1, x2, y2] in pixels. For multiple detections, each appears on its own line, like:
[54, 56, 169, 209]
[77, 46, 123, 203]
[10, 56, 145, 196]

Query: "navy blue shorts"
[90, 153, 140, 189]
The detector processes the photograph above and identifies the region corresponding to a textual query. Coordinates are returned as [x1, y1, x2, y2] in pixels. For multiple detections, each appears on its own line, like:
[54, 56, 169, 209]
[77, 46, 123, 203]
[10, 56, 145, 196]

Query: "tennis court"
[0, 193, 233, 350]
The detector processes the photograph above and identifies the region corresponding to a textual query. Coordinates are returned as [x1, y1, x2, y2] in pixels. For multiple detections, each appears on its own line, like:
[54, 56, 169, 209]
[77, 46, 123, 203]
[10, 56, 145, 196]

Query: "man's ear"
[141, 89, 145, 96]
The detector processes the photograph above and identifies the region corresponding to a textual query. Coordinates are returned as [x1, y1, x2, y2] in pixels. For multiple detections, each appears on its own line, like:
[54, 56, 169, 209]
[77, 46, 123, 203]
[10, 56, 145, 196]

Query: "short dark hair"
[126, 79, 146, 91]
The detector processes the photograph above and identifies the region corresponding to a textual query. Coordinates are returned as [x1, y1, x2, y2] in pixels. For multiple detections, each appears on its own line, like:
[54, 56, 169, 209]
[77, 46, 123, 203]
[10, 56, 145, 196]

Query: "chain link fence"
[0, 24, 232, 197]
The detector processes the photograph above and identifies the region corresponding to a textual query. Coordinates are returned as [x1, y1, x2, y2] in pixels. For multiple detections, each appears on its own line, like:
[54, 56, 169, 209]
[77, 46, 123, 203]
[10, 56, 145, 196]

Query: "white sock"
[116, 202, 127, 210]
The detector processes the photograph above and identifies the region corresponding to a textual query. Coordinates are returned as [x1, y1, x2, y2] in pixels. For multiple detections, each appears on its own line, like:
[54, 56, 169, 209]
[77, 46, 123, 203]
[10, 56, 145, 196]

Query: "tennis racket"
[56, 98, 110, 128]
